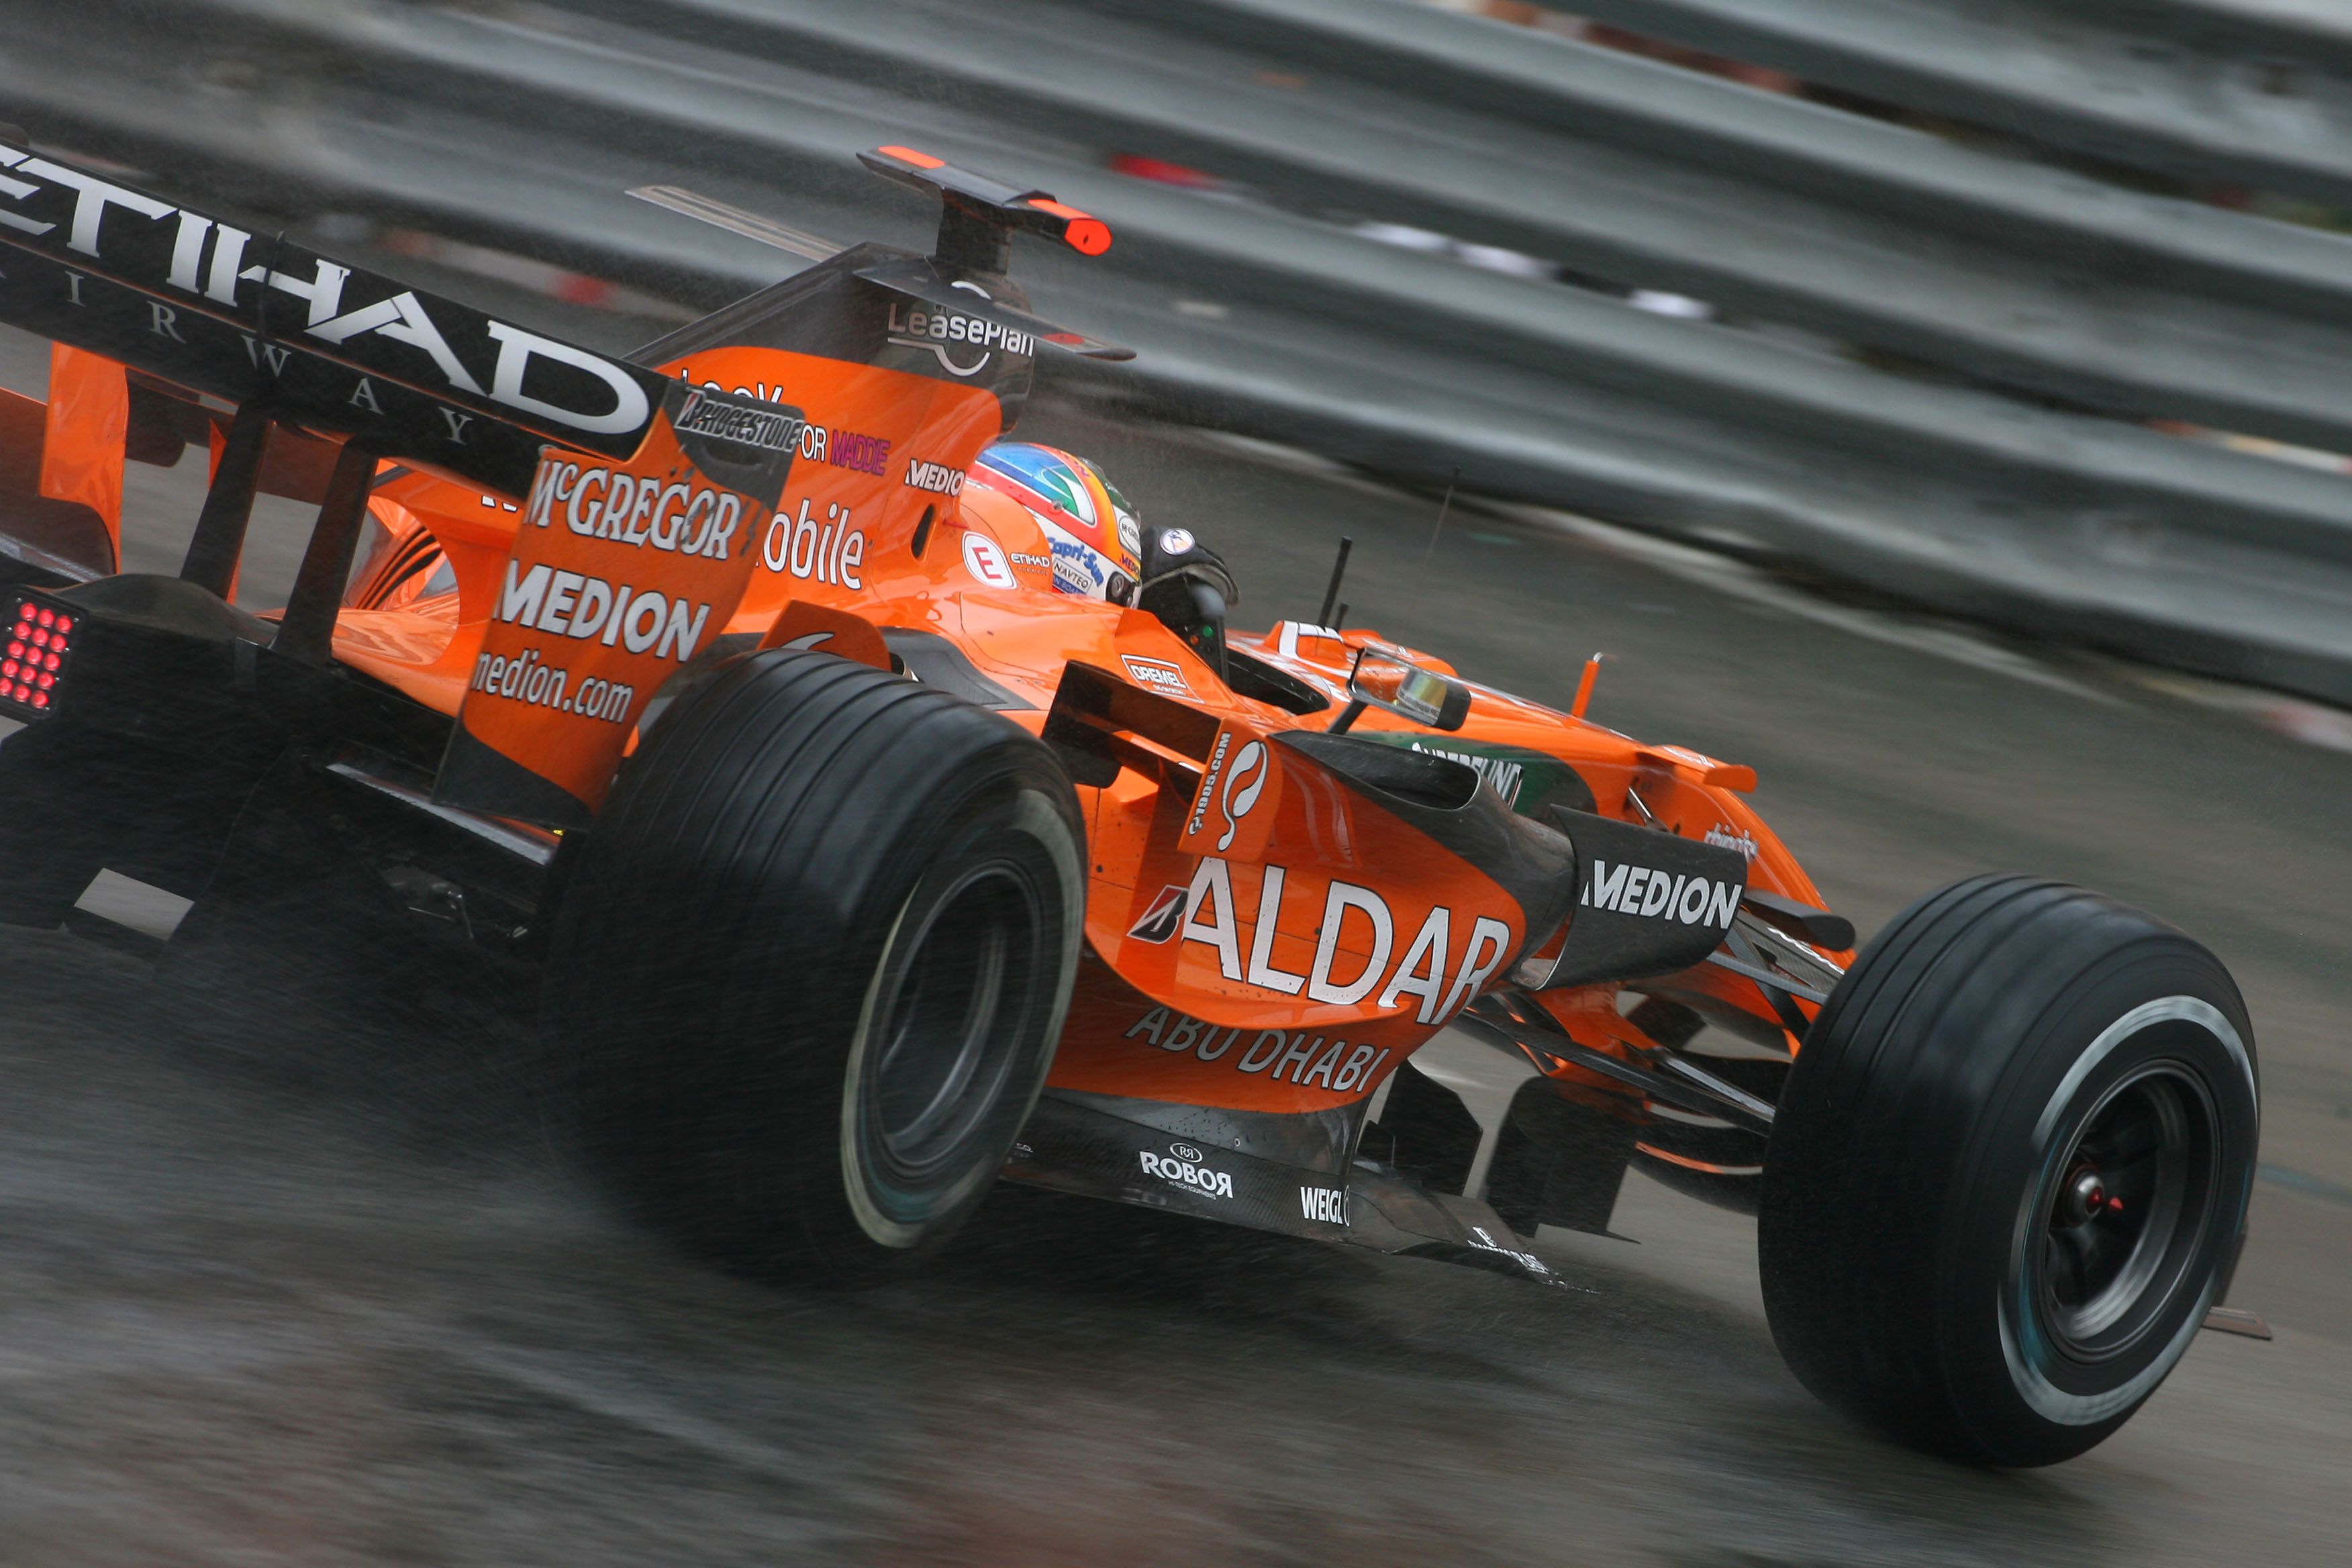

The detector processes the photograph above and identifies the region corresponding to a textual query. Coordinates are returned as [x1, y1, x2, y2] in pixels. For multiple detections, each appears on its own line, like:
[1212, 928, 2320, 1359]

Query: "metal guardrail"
[1563, 0, 2352, 211]
[6, 0, 2352, 703]
[582, 0, 2352, 457]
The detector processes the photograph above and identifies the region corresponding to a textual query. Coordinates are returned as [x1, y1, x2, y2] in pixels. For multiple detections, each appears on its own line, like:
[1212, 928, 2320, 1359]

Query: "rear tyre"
[545, 648, 1084, 1284]
[1758, 875, 2257, 1466]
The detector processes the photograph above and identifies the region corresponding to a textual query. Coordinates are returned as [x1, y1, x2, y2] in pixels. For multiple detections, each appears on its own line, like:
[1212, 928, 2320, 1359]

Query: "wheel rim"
[2030, 1061, 2220, 1359]
[862, 859, 1046, 1188]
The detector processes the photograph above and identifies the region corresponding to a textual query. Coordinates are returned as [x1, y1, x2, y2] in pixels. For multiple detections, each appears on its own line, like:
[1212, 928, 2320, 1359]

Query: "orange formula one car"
[0, 140, 2259, 1467]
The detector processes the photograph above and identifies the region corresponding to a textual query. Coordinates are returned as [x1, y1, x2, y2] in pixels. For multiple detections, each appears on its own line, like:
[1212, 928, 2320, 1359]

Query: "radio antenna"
[1316, 536, 1353, 628]
[1410, 468, 1459, 615]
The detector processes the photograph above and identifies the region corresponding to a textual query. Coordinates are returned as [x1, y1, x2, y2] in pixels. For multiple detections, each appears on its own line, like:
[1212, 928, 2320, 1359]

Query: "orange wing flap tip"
[759, 600, 890, 669]
[1637, 745, 1757, 793]
[1059, 219, 1112, 256]
[860, 146, 1114, 257]
[1024, 198, 1113, 255]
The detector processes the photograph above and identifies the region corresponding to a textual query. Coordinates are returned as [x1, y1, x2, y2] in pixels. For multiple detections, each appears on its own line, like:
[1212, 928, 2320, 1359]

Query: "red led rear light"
[0, 594, 72, 719]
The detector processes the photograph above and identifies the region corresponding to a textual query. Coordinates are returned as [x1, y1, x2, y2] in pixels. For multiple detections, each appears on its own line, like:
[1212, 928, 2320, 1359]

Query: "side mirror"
[1331, 646, 1471, 733]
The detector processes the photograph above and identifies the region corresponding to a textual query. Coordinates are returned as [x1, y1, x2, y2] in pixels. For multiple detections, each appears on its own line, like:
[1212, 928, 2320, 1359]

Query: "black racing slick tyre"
[544, 648, 1085, 1285]
[1757, 875, 2258, 1467]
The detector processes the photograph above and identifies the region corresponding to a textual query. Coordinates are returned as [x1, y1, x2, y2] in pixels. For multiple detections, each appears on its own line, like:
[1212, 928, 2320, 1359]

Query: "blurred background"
[0, 2, 2347, 1563]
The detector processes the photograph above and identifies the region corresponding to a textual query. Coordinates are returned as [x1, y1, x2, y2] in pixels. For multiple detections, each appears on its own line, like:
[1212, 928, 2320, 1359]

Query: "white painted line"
[74, 869, 193, 942]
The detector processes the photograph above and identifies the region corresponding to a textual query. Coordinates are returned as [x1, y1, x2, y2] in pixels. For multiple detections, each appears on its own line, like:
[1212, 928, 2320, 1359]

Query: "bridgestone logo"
[1138, 1149, 1234, 1199]
[675, 390, 799, 451]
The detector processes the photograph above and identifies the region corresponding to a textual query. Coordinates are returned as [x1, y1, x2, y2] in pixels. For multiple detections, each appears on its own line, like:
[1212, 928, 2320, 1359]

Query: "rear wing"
[0, 134, 683, 498]
[0, 137, 1129, 827]
[0, 138, 801, 826]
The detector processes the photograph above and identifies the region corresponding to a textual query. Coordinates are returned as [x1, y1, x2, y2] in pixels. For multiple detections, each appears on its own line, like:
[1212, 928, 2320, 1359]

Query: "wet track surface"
[3, 358, 2349, 1563]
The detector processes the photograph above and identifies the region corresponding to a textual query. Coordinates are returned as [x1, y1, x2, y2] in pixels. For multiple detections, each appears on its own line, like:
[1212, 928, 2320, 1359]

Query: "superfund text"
[524, 460, 744, 559]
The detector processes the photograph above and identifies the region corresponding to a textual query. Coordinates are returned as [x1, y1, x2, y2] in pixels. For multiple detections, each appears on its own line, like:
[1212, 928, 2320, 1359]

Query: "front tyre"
[546, 648, 1085, 1285]
[1758, 875, 2257, 1466]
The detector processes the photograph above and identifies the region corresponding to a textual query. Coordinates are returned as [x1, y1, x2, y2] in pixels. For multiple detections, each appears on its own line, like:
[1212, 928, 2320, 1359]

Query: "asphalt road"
[0, 342, 2347, 1565]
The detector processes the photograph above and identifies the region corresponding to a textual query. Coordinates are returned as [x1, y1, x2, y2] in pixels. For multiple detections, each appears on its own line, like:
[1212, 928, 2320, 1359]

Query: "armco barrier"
[1562, 0, 2352, 211]
[4, 0, 2351, 702]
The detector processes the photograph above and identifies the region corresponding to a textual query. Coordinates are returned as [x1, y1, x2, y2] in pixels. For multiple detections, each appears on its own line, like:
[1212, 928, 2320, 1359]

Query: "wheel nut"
[2059, 1167, 2107, 1226]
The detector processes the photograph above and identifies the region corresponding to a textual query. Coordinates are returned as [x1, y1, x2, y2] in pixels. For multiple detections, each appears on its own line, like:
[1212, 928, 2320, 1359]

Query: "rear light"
[0, 592, 73, 719]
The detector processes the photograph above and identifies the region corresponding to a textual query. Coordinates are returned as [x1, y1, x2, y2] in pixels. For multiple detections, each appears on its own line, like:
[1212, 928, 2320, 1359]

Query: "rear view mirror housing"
[1332, 645, 1471, 733]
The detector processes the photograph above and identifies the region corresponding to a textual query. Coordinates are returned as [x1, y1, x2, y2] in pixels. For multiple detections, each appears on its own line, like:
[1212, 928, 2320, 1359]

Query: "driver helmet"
[971, 442, 1143, 603]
